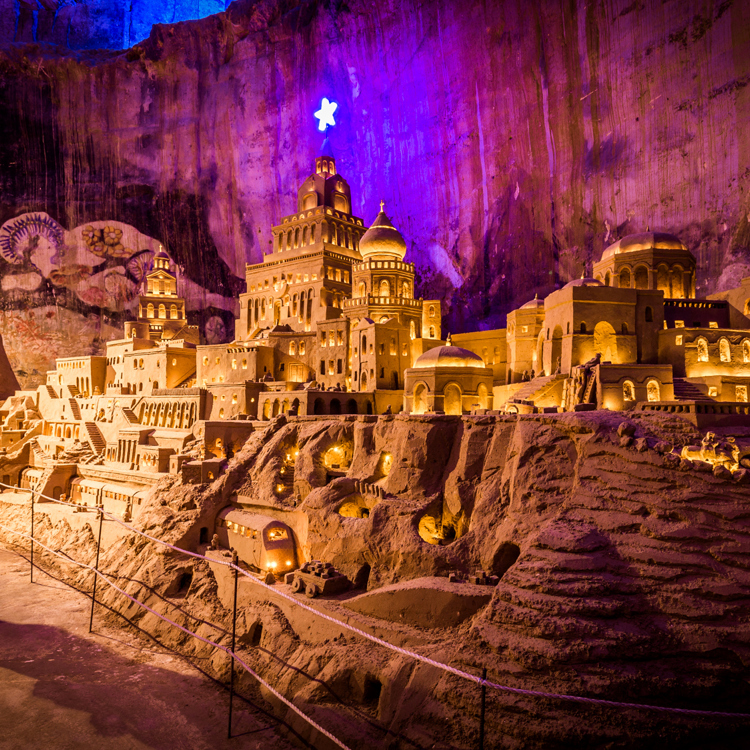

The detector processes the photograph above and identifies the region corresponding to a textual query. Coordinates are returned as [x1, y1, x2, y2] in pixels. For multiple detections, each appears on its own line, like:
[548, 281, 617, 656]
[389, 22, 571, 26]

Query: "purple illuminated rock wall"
[1, 0, 750, 376]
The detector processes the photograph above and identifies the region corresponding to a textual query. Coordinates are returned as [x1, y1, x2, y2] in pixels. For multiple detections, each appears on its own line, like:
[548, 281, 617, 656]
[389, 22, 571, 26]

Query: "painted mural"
[0, 213, 237, 389]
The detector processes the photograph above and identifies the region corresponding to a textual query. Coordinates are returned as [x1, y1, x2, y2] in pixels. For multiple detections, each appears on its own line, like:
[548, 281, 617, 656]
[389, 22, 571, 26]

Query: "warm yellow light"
[269, 561, 277, 569]
[286, 560, 292, 566]
[276, 484, 284, 492]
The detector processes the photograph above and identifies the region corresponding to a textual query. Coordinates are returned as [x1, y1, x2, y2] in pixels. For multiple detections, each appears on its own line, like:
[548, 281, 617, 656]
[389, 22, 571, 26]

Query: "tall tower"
[235, 138, 367, 339]
[125, 250, 195, 343]
[344, 203, 425, 337]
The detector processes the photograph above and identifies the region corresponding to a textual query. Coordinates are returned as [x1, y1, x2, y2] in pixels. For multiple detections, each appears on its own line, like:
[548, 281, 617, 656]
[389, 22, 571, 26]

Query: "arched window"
[647, 380, 660, 402]
[743, 340, 750, 363]
[604, 271, 611, 287]
[358, 281, 366, 298]
[362, 335, 367, 352]
[294, 228, 299, 248]
[289, 342, 296, 355]
[147, 303, 154, 319]
[580, 322, 587, 334]
[697, 337, 709, 363]
[719, 338, 731, 363]
[619, 268, 631, 288]
[621, 323, 628, 334]
[622, 380, 635, 402]
[380, 279, 390, 297]
[158, 304, 166, 319]
[429, 326, 435, 337]
[634, 265, 649, 290]
[170, 304, 178, 319]
[302, 226, 308, 246]
[410, 321, 416, 340]
[645, 306, 653, 323]
[310, 224, 316, 243]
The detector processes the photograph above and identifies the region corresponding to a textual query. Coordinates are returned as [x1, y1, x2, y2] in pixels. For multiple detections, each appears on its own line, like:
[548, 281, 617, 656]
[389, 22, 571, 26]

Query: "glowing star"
[314, 98, 338, 131]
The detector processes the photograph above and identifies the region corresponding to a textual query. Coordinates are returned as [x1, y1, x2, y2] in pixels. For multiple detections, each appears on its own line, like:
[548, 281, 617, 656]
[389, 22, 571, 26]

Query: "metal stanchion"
[479, 667, 487, 750]
[228, 550, 239, 739]
[89, 507, 104, 633]
[29, 490, 35, 583]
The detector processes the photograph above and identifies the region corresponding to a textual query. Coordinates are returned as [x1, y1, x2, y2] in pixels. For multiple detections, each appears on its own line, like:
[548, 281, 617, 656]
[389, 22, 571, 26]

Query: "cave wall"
[1, 0, 750, 379]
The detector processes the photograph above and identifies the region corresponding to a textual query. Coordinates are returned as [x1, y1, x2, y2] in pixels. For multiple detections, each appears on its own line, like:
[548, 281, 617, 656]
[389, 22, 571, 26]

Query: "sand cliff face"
[2, 411, 749, 747]
[0, 0, 750, 354]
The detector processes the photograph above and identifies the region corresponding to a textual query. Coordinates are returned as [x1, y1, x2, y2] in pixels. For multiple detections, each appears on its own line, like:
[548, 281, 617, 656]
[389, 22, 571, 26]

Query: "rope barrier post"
[89, 507, 104, 633]
[228, 550, 239, 739]
[29, 489, 35, 583]
[479, 667, 486, 750]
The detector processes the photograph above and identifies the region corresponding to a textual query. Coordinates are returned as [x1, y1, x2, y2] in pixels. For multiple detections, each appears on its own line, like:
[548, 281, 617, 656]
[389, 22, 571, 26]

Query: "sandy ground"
[0, 544, 299, 750]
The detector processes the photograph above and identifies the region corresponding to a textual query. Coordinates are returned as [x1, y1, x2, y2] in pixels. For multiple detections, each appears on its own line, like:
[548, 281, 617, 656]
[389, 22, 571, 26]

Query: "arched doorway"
[477, 383, 489, 409]
[550, 326, 564, 376]
[314, 398, 325, 415]
[593, 321, 617, 363]
[413, 383, 428, 414]
[443, 383, 462, 415]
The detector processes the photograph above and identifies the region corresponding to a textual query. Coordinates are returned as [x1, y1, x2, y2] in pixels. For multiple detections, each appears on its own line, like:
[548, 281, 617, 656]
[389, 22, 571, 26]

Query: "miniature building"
[404, 342, 493, 415]
[5, 135, 750, 540]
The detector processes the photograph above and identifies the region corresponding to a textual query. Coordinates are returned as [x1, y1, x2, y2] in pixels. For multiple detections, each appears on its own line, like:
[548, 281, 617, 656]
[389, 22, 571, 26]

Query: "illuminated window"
[697, 338, 709, 362]
[720, 338, 731, 363]
[737, 385, 748, 403]
[267, 527, 288, 541]
[232, 359, 237, 369]
[675, 335, 683, 346]
[709, 386, 719, 397]
[675, 320, 685, 328]
[709, 322, 719, 329]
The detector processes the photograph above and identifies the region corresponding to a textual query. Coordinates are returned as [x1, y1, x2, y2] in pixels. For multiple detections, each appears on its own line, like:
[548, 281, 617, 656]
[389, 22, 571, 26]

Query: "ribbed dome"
[413, 345, 485, 369]
[359, 205, 407, 261]
[600, 231, 687, 261]
[562, 277, 603, 288]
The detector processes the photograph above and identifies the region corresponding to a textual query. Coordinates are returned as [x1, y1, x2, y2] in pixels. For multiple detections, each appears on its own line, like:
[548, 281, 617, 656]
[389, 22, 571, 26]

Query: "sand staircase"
[121, 407, 140, 424]
[83, 422, 106, 455]
[29, 438, 48, 464]
[45, 385, 58, 399]
[509, 374, 564, 404]
[68, 399, 81, 419]
[673, 378, 715, 403]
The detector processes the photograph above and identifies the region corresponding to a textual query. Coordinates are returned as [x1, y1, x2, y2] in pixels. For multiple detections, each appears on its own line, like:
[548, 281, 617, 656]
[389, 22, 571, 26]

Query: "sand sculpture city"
[2, 136, 750, 747]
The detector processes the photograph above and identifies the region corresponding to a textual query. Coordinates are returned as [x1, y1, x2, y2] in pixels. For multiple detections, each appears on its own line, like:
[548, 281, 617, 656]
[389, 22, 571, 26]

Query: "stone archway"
[443, 383, 462, 415]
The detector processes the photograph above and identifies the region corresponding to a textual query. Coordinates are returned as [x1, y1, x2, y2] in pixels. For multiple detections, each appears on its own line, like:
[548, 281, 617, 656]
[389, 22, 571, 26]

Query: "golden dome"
[562, 277, 603, 289]
[600, 231, 687, 261]
[359, 202, 407, 261]
[413, 345, 485, 369]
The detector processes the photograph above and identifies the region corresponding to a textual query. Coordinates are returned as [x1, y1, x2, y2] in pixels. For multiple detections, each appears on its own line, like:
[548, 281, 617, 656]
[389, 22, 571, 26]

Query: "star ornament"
[314, 98, 338, 131]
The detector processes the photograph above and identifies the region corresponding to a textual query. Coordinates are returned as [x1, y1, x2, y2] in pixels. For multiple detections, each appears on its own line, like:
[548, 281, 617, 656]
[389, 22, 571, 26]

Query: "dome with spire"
[359, 202, 407, 261]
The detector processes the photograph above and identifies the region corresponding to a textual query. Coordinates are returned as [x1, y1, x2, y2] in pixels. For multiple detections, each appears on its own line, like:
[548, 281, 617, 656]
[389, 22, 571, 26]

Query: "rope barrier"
[2, 482, 750, 720]
[0, 519, 352, 750]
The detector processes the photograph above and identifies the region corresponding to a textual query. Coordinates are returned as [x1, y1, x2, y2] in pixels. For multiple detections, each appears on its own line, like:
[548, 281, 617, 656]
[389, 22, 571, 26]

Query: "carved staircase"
[30, 438, 48, 464]
[673, 378, 715, 403]
[509, 374, 564, 404]
[83, 422, 106, 455]
[121, 407, 140, 424]
[68, 399, 81, 419]
[45, 385, 58, 399]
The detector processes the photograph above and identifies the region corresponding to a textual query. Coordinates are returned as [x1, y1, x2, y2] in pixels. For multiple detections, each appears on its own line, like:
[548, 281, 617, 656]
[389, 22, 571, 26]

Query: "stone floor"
[0, 544, 298, 750]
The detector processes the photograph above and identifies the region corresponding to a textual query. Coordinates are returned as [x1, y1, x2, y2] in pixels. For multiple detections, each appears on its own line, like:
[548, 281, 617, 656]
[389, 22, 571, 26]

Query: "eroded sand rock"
[2, 410, 750, 748]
